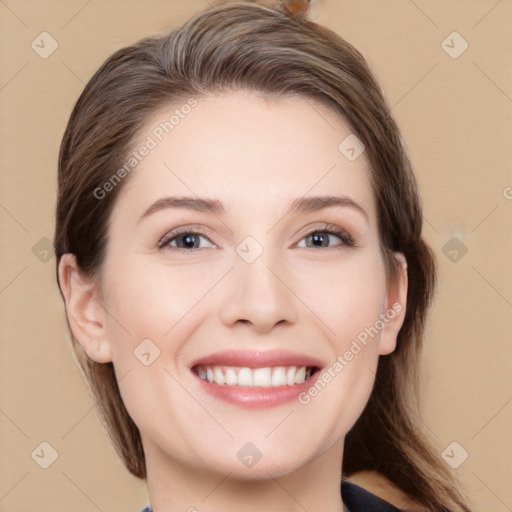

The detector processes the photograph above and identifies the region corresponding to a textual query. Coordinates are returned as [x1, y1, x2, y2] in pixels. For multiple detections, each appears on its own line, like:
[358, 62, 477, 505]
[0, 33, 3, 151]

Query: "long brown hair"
[54, 2, 471, 510]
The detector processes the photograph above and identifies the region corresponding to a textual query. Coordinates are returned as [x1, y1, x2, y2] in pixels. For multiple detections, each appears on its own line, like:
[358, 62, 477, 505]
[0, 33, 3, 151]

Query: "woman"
[54, 2, 471, 511]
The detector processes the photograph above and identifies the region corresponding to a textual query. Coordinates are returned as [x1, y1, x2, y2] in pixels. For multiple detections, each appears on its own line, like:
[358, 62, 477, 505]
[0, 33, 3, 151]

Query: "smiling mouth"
[192, 365, 317, 388]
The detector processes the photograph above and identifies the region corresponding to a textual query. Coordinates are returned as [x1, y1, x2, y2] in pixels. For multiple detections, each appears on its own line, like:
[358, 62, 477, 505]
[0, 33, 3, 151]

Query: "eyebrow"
[138, 194, 368, 223]
[290, 195, 368, 220]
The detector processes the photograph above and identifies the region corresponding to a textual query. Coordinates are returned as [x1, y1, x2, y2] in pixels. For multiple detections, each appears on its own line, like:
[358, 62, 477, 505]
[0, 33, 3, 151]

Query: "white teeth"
[195, 365, 314, 388]
[213, 367, 225, 385]
[238, 367, 253, 387]
[286, 366, 296, 386]
[225, 367, 238, 385]
[253, 367, 272, 387]
[294, 366, 306, 384]
[271, 366, 287, 387]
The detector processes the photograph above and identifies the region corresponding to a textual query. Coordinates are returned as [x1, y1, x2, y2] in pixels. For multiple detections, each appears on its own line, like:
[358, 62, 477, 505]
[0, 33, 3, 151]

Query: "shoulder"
[343, 471, 421, 510]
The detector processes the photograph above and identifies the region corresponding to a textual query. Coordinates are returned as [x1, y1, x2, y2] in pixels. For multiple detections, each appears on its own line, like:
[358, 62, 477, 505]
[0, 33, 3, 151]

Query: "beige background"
[1, 1, 511, 511]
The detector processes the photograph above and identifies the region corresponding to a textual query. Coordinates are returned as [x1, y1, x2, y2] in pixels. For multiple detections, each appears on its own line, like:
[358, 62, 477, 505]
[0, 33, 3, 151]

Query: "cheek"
[292, 250, 387, 345]
[294, 256, 387, 442]
[102, 258, 220, 355]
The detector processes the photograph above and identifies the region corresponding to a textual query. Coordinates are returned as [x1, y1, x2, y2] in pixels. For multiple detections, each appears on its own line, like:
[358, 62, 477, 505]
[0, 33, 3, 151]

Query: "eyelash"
[157, 226, 216, 250]
[157, 223, 357, 251]
[305, 223, 356, 248]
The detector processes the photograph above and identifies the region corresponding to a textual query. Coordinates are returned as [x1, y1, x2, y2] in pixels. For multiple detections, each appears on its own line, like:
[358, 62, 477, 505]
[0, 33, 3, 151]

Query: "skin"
[59, 91, 407, 512]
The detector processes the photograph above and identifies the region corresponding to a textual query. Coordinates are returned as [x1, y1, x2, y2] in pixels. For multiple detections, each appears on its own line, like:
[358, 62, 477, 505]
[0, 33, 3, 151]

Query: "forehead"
[115, 91, 376, 222]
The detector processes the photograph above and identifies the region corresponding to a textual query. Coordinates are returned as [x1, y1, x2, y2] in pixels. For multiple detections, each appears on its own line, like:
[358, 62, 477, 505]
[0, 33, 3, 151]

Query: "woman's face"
[85, 92, 406, 479]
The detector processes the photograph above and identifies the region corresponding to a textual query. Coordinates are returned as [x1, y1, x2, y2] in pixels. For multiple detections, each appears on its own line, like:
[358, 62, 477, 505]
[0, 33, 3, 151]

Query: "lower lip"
[192, 371, 320, 409]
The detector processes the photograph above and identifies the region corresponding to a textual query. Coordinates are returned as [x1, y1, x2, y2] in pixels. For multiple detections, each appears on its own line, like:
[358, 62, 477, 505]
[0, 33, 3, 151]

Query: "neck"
[144, 438, 346, 512]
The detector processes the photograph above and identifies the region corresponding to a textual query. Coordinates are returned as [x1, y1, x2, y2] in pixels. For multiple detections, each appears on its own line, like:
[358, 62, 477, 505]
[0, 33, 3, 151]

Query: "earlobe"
[58, 254, 113, 363]
[378, 252, 408, 356]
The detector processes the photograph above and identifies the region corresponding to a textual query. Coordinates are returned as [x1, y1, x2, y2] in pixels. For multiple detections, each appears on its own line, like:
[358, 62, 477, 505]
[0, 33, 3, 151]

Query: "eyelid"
[157, 222, 357, 251]
[157, 224, 217, 249]
[295, 222, 356, 248]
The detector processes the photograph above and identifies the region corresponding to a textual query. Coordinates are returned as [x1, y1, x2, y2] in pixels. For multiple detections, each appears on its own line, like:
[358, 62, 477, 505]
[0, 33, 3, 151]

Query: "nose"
[218, 252, 298, 333]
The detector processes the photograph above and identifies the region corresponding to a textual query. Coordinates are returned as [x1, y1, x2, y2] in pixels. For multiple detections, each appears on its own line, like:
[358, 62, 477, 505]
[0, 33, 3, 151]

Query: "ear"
[378, 252, 408, 356]
[58, 253, 113, 363]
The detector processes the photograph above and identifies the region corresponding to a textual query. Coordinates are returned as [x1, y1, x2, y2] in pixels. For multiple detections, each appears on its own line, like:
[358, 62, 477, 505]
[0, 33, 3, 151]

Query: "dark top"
[139, 479, 402, 511]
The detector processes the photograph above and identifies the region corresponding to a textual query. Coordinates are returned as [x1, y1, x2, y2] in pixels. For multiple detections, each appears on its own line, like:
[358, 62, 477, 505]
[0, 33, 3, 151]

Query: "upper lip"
[190, 350, 324, 370]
